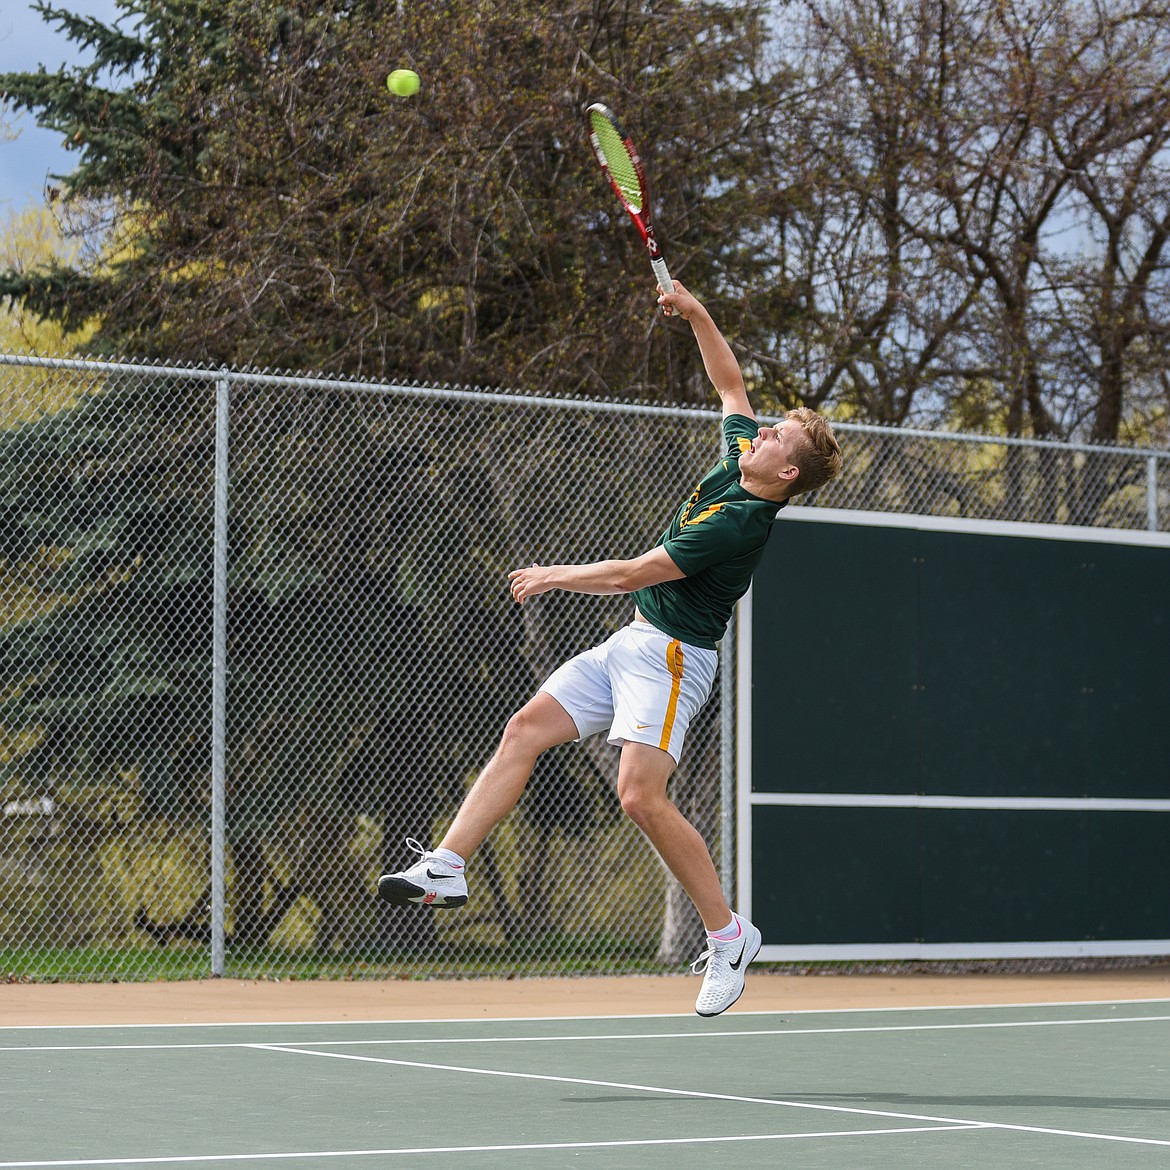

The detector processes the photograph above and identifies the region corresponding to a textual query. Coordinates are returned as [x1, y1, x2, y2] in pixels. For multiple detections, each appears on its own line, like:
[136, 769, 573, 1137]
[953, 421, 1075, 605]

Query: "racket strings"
[589, 114, 643, 212]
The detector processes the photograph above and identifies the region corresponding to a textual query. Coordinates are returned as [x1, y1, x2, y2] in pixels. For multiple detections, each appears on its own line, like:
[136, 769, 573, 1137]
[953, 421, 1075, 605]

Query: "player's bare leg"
[616, 741, 761, 1016]
[615, 742, 731, 928]
[377, 692, 577, 908]
[440, 692, 579, 858]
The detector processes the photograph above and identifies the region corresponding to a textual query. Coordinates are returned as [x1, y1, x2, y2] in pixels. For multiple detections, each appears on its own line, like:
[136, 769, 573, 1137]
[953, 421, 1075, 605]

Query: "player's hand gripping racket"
[585, 102, 674, 295]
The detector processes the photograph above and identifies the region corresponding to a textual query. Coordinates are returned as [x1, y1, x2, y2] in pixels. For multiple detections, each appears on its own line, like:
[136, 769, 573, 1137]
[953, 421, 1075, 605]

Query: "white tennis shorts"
[539, 620, 719, 763]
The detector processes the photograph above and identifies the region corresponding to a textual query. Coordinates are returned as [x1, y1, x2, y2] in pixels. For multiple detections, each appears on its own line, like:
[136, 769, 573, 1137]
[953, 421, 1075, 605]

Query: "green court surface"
[4, 999, 1169, 1168]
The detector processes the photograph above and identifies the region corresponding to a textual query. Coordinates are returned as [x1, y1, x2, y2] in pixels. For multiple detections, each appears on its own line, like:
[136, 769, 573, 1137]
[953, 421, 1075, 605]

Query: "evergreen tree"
[1, 0, 774, 402]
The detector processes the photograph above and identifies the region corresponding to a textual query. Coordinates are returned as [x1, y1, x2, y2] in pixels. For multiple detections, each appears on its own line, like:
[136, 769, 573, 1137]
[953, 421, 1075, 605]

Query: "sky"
[0, 0, 124, 212]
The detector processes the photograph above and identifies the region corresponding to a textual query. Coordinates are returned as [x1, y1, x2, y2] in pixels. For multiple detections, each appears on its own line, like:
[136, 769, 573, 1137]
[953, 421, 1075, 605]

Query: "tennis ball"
[387, 69, 420, 97]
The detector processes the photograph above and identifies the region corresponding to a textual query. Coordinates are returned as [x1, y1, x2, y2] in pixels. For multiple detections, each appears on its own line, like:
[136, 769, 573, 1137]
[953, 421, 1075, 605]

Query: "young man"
[378, 281, 842, 1016]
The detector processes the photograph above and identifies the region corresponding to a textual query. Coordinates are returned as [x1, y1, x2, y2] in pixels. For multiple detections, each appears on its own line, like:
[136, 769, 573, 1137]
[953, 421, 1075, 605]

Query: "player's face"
[742, 419, 802, 485]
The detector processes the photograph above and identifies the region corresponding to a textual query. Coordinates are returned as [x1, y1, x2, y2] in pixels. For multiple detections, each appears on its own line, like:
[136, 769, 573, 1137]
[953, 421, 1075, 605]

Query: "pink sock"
[707, 915, 742, 943]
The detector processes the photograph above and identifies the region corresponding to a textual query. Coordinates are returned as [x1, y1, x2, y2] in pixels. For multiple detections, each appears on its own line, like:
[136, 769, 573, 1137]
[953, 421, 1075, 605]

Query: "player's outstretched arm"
[508, 546, 683, 605]
[657, 281, 754, 421]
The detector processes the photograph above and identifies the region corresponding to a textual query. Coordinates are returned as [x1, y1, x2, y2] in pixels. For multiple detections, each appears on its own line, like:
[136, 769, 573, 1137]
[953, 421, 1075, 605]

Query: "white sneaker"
[691, 916, 762, 1017]
[377, 838, 468, 909]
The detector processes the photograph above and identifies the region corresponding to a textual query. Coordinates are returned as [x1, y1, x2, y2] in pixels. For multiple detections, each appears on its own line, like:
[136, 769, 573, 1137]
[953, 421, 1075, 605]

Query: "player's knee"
[499, 710, 531, 751]
[498, 706, 548, 759]
[618, 781, 661, 829]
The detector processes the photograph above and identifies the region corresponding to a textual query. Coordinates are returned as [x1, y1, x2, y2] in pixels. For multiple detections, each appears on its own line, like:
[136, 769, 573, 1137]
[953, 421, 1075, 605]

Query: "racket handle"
[651, 256, 674, 295]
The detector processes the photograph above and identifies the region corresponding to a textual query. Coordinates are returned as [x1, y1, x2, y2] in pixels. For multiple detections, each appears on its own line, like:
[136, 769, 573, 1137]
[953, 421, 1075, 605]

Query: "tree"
[899, 0, 1170, 522]
[731, 0, 1170, 451]
[1, 1, 784, 967]
[6, 0, 1170, 442]
[732, 1, 980, 424]
[1, 0, 774, 402]
[0, 205, 96, 398]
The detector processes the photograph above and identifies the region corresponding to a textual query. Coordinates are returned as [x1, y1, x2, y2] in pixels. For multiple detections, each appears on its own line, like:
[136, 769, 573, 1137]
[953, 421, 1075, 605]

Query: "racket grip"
[651, 257, 674, 295]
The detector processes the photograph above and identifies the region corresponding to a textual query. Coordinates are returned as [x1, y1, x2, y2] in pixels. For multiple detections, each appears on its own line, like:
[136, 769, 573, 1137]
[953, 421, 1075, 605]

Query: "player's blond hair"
[785, 407, 843, 497]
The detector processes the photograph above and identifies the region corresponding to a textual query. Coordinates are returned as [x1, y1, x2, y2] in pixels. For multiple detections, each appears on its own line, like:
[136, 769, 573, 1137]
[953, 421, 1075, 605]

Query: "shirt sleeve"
[723, 414, 759, 459]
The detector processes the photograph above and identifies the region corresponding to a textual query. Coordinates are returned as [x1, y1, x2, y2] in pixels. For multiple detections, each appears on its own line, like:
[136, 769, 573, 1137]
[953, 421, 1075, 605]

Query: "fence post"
[1148, 456, 1160, 533]
[210, 373, 231, 977]
[720, 609, 736, 903]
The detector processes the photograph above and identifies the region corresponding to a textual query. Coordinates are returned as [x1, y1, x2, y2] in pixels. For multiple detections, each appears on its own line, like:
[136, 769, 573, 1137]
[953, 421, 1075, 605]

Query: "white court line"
[4, 1012, 1170, 1053]
[0, 1127, 982, 1168]
[2, 996, 1169, 1030]
[250, 1043, 1170, 1150]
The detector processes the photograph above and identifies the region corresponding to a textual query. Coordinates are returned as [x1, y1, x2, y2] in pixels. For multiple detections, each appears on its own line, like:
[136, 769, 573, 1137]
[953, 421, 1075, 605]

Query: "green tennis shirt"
[633, 414, 787, 649]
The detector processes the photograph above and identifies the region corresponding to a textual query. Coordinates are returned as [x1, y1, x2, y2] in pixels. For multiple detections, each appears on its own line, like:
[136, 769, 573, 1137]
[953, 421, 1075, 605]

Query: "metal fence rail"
[1, 353, 1166, 982]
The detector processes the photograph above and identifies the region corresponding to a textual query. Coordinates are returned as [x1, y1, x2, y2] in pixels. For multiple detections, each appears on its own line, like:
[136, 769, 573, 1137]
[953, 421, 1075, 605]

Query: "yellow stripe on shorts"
[659, 639, 685, 752]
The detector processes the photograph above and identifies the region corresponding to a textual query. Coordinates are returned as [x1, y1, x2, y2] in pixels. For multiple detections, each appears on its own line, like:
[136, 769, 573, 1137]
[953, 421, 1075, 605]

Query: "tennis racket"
[585, 102, 674, 294]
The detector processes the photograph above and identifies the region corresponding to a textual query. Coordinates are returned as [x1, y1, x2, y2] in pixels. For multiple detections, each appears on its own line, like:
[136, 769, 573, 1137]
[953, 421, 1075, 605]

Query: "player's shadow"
[787, 1092, 1170, 1112]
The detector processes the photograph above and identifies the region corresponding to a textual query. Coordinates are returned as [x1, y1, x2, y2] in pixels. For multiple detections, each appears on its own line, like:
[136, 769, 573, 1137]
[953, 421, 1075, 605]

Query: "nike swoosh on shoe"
[729, 939, 749, 971]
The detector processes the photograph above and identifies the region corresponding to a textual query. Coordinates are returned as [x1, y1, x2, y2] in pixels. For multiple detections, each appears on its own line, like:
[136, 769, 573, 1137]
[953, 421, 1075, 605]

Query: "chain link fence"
[1, 353, 1166, 982]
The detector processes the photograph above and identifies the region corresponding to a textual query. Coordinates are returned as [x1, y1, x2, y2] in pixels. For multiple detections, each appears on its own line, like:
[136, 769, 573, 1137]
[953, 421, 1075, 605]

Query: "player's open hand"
[657, 280, 701, 320]
[508, 563, 551, 605]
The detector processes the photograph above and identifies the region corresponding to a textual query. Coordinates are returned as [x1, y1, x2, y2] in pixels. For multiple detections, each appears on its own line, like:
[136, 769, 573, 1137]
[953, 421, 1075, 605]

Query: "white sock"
[707, 914, 742, 944]
[431, 847, 465, 871]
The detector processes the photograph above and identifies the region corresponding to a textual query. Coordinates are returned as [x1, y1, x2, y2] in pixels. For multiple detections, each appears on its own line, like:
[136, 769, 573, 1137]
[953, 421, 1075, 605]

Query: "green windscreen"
[590, 111, 642, 212]
[752, 520, 1170, 798]
[747, 514, 1170, 950]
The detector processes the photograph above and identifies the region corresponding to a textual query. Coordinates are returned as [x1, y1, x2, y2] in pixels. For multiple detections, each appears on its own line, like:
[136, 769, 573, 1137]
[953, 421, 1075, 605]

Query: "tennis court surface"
[4, 989, 1170, 1168]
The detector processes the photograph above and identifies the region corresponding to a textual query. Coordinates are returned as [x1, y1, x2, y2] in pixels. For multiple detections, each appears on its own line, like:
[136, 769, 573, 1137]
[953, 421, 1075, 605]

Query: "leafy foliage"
[6, 0, 1169, 438]
[1, 0, 771, 403]
[0, 206, 97, 364]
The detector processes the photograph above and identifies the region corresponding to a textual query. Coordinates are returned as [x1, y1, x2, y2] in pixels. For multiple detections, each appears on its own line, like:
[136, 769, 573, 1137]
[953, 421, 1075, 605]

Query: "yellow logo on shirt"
[681, 502, 729, 528]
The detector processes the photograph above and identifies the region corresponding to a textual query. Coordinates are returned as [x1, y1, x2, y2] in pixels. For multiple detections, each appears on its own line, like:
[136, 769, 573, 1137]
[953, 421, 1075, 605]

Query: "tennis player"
[379, 281, 842, 1016]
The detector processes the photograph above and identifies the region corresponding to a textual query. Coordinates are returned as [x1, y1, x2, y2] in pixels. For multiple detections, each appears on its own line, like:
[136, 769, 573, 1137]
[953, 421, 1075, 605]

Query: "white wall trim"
[759, 940, 1170, 961]
[735, 585, 754, 923]
[750, 792, 1170, 813]
[779, 504, 1170, 548]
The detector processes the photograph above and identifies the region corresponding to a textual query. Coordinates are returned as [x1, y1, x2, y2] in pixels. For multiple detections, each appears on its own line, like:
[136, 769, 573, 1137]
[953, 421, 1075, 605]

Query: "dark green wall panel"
[917, 531, 1170, 798]
[751, 806, 921, 944]
[753, 520, 1170, 799]
[749, 516, 1170, 947]
[752, 523, 920, 794]
[752, 805, 1170, 945]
